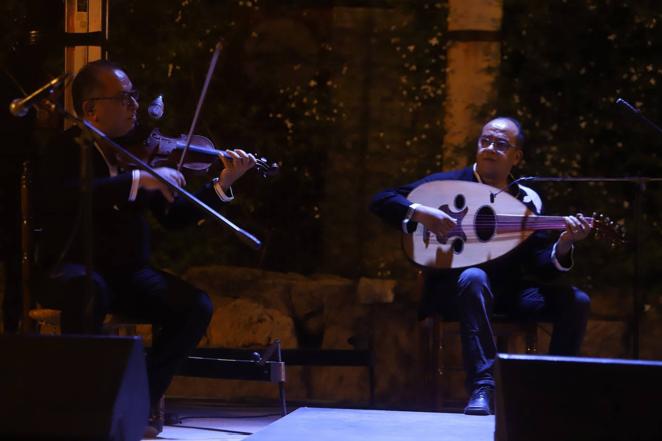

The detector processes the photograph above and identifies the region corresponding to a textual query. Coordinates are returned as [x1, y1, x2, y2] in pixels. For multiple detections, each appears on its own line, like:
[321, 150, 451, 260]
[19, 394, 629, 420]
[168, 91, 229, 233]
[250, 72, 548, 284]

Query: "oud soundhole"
[475, 206, 496, 242]
[454, 194, 465, 210]
[452, 238, 464, 254]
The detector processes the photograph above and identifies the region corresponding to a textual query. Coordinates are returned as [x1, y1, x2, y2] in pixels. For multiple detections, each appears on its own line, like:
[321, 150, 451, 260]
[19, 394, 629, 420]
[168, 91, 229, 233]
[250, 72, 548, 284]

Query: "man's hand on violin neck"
[218, 149, 256, 191]
[139, 167, 186, 203]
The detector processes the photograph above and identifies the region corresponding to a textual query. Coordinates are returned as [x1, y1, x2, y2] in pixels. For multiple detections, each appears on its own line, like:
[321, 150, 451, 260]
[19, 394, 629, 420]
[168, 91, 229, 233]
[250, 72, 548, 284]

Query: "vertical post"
[64, 0, 106, 330]
[275, 339, 288, 416]
[64, 0, 106, 123]
[632, 180, 644, 359]
[20, 161, 34, 334]
[72, 129, 97, 333]
[441, 0, 503, 169]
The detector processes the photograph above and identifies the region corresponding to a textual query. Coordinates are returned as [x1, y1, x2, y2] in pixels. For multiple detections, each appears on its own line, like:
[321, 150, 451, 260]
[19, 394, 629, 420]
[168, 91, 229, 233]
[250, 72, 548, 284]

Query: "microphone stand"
[516, 175, 662, 359]
[609, 97, 662, 358]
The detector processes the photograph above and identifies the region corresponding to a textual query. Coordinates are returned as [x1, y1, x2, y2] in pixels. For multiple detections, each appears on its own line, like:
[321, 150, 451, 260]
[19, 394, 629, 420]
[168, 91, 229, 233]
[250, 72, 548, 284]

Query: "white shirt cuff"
[402, 203, 420, 234]
[552, 241, 574, 271]
[213, 178, 235, 202]
[129, 169, 140, 201]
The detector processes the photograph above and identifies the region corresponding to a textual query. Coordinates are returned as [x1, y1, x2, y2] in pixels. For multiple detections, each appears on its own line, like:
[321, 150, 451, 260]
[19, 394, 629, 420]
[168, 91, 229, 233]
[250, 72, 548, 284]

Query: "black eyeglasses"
[88, 90, 140, 107]
[478, 135, 513, 152]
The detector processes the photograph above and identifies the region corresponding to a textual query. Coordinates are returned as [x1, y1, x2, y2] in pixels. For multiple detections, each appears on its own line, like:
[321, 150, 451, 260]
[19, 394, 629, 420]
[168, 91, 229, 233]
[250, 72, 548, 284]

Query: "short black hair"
[71, 59, 123, 116]
[495, 116, 525, 148]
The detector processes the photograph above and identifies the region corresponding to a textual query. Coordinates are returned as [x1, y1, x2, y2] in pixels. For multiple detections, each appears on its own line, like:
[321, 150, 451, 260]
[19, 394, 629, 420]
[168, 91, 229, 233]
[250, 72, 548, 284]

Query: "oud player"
[370, 117, 592, 415]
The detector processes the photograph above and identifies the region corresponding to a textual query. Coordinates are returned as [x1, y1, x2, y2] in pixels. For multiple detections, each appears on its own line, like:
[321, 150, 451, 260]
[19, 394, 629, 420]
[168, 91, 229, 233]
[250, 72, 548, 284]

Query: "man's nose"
[128, 96, 139, 110]
[481, 141, 498, 153]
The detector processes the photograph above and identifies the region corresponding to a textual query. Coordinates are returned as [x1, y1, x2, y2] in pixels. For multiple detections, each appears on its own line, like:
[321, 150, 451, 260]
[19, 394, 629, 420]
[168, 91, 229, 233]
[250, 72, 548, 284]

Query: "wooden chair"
[415, 270, 538, 412]
[420, 313, 537, 411]
[20, 160, 152, 340]
[28, 307, 152, 340]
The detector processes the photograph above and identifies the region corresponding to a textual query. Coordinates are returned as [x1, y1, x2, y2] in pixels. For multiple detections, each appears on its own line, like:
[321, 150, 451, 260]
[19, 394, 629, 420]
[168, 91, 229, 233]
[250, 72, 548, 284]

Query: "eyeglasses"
[478, 135, 513, 152]
[88, 90, 140, 107]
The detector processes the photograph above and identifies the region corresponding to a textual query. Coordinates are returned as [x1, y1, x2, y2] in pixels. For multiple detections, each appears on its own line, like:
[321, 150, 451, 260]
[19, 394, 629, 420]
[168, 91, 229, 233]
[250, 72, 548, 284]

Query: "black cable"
[489, 176, 537, 202]
[176, 413, 281, 420]
[167, 424, 252, 436]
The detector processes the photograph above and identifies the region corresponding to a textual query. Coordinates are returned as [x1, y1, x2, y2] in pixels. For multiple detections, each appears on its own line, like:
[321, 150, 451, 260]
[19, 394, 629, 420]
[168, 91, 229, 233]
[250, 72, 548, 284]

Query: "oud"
[403, 180, 622, 269]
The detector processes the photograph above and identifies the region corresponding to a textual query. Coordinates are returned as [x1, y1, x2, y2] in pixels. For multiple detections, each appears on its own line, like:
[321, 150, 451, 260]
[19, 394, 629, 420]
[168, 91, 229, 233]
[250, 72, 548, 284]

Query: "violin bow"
[177, 41, 222, 172]
[168, 41, 262, 250]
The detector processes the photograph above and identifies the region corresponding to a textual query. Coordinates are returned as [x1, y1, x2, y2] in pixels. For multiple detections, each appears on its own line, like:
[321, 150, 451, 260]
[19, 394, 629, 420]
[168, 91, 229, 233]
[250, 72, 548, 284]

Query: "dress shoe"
[143, 396, 165, 439]
[464, 385, 494, 415]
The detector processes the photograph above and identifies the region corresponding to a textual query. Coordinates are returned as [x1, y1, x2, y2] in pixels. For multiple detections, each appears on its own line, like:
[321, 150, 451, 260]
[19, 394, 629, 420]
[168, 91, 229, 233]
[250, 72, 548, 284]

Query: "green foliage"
[0, 2, 27, 67]
[109, 0, 448, 275]
[111, 0, 337, 273]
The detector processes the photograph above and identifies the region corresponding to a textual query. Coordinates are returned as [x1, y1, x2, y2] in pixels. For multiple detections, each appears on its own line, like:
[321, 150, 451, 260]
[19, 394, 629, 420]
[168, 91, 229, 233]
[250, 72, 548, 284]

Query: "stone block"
[207, 297, 297, 349]
[583, 319, 629, 358]
[185, 265, 296, 320]
[357, 277, 396, 304]
[641, 308, 662, 360]
[370, 303, 423, 408]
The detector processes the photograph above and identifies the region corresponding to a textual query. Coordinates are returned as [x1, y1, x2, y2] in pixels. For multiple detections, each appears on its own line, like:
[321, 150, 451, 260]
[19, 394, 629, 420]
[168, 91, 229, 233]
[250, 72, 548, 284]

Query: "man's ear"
[82, 100, 95, 118]
[512, 148, 523, 166]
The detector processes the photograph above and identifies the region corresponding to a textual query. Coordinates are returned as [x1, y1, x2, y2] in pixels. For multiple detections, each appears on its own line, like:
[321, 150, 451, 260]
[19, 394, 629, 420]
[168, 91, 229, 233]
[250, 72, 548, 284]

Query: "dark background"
[2, 1, 661, 349]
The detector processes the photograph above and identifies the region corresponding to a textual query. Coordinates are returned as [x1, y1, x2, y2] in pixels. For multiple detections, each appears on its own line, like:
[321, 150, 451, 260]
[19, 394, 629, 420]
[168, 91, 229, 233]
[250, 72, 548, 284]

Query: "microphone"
[148, 94, 164, 120]
[9, 73, 69, 117]
[616, 97, 640, 114]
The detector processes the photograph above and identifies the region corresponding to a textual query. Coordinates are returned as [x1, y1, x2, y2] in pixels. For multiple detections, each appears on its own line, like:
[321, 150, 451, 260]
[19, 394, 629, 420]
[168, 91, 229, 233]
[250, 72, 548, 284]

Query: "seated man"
[35, 60, 256, 437]
[370, 117, 591, 415]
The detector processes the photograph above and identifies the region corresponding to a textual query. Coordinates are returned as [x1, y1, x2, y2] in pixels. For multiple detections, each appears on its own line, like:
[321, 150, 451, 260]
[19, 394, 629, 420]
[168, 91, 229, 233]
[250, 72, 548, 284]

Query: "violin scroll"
[254, 157, 279, 178]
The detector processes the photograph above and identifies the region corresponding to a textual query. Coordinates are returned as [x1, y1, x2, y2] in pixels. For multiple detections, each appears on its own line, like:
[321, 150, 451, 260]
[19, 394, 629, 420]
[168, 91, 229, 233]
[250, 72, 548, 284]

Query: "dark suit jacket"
[36, 126, 227, 272]
[369, 166, 569, 319]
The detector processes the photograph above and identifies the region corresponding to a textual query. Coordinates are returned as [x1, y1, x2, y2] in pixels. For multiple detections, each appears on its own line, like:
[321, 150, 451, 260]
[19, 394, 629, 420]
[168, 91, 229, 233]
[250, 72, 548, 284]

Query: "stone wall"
[0, 263, 657, 408]
[162, 264, 642, 409]
[166, 264, 423, 408]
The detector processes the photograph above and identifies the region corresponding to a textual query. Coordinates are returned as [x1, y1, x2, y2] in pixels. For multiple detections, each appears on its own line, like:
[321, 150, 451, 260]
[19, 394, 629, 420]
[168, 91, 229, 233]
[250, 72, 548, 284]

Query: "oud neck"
[497, 215, 594, 233]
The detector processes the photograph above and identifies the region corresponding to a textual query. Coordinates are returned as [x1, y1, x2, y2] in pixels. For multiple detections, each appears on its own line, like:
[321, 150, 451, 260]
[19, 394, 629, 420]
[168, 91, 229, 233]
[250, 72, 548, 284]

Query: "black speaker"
[495, 353, 662, 441]
[0, 334, 149, 440]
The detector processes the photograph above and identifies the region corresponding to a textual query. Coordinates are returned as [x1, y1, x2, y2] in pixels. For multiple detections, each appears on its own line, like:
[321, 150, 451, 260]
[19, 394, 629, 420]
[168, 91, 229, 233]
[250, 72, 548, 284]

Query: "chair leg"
[525, 323, 538, 354]
[419, 316, 438, 410]
[437, 318, 453, 412]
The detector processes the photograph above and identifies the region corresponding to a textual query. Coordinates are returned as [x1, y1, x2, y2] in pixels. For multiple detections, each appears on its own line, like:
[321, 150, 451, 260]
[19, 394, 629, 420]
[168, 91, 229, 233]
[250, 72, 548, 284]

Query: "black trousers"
[38, 263, 213, 406]
[425, 267, 590, 392]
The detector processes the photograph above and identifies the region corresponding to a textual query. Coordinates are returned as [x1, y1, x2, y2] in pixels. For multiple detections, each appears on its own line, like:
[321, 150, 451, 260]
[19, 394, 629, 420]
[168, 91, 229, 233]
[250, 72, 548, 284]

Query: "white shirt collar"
[472, 163, 483, 183]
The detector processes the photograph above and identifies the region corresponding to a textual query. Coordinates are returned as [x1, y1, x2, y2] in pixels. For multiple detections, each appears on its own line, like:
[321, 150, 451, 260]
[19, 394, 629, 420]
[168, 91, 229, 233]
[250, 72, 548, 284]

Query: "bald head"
[72, 60, 123, 116]
[485, 117, 524, 149]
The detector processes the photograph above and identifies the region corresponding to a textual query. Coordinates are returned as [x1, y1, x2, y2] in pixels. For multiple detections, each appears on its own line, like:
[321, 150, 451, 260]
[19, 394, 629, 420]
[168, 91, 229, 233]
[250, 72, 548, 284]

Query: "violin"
[123, 128, 279, 178]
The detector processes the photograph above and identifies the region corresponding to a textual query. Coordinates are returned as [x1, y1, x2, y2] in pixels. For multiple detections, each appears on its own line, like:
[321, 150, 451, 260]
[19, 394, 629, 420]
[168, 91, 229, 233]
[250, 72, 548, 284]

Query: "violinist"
[35, 60, 255, 438]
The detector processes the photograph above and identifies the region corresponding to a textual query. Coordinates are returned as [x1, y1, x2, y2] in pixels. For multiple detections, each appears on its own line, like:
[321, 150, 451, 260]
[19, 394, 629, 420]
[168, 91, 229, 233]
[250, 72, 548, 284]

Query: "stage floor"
[151, 402, 282, 441]
[153, 403, 494, 441]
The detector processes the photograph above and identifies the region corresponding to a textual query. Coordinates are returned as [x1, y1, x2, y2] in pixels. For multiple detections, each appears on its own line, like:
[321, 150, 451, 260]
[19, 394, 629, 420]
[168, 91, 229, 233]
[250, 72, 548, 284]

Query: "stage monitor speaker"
[0, 334, 149, 441]
[495, 353, 662, 441]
